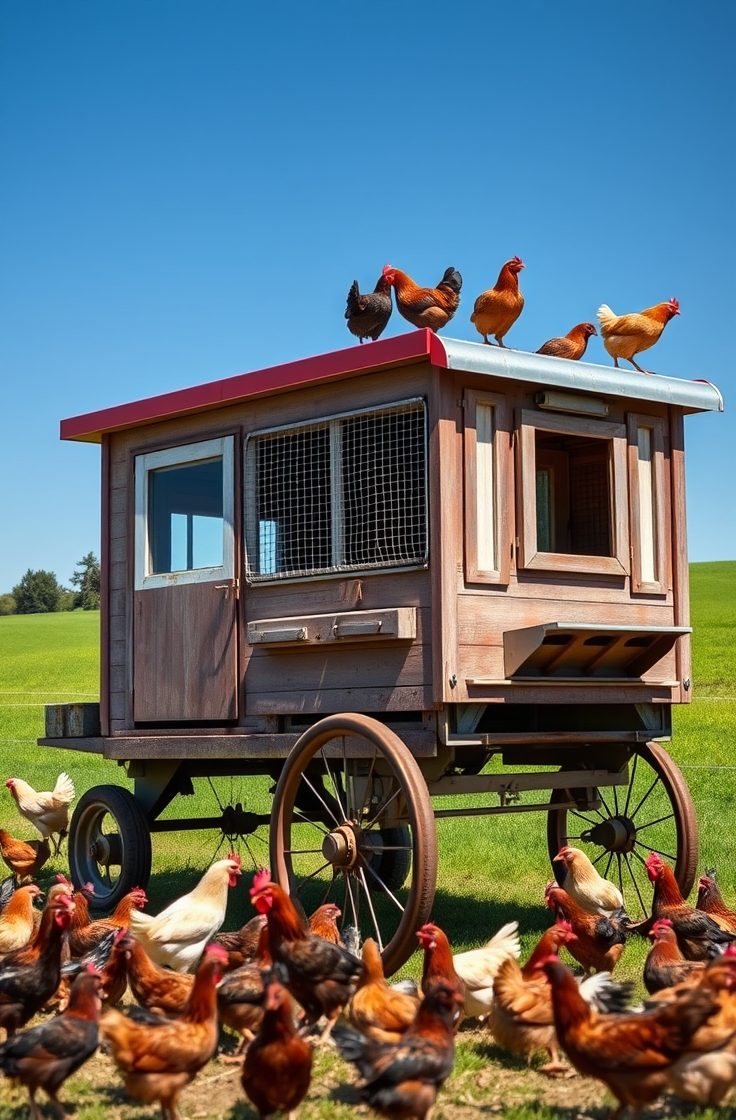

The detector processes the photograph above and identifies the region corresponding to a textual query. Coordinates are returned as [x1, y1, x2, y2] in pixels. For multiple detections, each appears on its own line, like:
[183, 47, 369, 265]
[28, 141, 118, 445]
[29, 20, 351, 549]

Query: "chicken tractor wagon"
[40, 331, 723, 972]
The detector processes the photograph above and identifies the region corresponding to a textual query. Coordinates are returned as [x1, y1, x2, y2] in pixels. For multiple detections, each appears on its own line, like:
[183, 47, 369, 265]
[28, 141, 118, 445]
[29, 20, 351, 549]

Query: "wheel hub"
[90, 832, 123, 866]
[580, 816, 636, 853]
[322, 823, 362, 869]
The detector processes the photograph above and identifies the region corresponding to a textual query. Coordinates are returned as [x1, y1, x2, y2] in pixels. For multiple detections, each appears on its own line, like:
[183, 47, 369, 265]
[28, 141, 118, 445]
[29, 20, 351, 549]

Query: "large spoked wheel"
[270, 713, 437, 975]
[547, 742, 698, 922]
[69, 785, 152, 911]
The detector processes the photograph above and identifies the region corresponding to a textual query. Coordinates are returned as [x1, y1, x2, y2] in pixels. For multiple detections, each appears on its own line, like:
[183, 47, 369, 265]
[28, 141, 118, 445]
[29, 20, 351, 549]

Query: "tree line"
[0, 553, 100, 615]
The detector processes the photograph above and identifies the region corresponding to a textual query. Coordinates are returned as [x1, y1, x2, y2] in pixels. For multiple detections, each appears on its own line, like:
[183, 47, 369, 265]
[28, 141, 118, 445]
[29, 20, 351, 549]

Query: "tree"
[11, 569, 66, 614]
[70, 552, 101, 611]
[0, 594, 16, 616]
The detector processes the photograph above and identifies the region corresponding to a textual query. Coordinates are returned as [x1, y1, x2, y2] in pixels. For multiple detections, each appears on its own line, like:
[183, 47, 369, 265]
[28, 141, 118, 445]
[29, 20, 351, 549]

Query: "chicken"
[536, 322, 597, 360]
[0, 878, 16, 915]
[553, 846, 625, 915]
[597, 298, 680, 374]
[416, 924, 464, 1012]
[69, 885, 148, 959]
[646, 852, 735, 961]
[98, 928, 131, 1006]
[442, 921, 521, 1021]
[5, 773, 75, 854]
[217, 910, 272, 1059]
[542, 954, 719, 1117]
[334, 980, 464, 1120]
[697, 874, 736, 934]
[0, 890, 75, 1037]
[644, 919, 707, 994]
[470, 257, 525, 346]
[348, 937, 420, 1044]
[213, 913, 266, 971]
[0, 884, 42, 956]
[123, 933, 195, 1018]
[489, 922, 632, 1076]
[345, 274, 393, 343]
[0, 966, 101, 1119]
[101, 942, 227, 1120]
[664, 950, 736, 1105]
[382, 264, 462, 333]
[0, 830, 50, 880]
[308, 903, 344, 946]
[128, 854, 241, 972]
[545, 883, 628, 974]
[249, 869, 362, 1038]
[241, 977, 313, 1119]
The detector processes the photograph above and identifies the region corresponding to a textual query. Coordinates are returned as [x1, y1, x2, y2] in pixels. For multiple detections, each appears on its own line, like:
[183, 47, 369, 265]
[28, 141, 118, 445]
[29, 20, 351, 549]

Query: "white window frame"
[516, 409, 629, 576]
[134, 437, 235, 590]
[463, 389, 512, 584]
[627, 413, 668, 594]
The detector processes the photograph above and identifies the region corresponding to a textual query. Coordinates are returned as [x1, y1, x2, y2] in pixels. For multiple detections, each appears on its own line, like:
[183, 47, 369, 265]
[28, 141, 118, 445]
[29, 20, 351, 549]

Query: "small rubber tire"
[69, 785, 152, 912]
[370, 826, 412, 893]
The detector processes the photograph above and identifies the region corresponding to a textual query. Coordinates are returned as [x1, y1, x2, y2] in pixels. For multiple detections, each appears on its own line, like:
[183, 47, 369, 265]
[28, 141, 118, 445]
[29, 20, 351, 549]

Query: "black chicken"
[345, 274, 393, 342]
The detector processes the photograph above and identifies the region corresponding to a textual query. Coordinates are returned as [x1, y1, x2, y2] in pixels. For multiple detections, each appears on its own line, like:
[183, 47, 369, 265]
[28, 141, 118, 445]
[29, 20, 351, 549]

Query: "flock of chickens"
[345, 259, 681, 375]
[3, 776, 736, 1120]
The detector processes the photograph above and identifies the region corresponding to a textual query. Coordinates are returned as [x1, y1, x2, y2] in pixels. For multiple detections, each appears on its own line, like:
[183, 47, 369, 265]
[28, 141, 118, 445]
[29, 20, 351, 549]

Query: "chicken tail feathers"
[596, 304, 618, 332]
[53, 772, 76, 803]
[439, 267, 462, 294]
[579, 972, 635, 1014]
[345, 280, 361, 319]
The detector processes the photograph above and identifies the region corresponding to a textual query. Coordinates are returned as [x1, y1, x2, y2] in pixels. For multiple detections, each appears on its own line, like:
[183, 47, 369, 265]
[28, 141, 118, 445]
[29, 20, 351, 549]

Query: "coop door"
[132, 437, 238, 722]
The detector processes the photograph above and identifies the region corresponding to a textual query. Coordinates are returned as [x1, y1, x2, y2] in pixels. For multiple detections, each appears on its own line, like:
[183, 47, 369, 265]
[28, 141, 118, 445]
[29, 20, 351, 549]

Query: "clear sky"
[0, 1, 734, 594]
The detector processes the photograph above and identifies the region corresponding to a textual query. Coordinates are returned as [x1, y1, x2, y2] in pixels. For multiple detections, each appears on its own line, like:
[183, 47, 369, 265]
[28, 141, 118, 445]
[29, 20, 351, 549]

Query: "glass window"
[463, 390, 512, 584]
[627, 414, 667, 594]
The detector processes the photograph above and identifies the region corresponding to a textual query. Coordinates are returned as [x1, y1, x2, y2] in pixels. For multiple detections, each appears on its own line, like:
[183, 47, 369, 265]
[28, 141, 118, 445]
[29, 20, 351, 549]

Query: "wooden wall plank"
[246, 684, 434, 715]
[669, 409, 691, 703]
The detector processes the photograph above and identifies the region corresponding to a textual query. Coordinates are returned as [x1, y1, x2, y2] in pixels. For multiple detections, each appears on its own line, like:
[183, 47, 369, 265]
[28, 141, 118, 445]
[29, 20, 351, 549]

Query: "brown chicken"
[249, 869, 362, 1038]
[597, 298, 680, 373]
[0, 830, 50, 880]
[542, 955, 718, 1117]
[70, 885, 148, 958]
[665, 950, 736, 1105]
[417, 923, 463, 997]
[646, 853, 735, 960]
[348, 937, 420, 1044]
[470, 257, 525, 346]
[644, 919, 706, 994]
[213, 913, 266, 971]
[545, 883, 627, 974]
[382, 264, 462, 333]
[0, 884, 42, 955]
[345, 275, 393, 343]
[536, 323, 597, 360]
[335, 980, 464, 1120]
[101, 942, 227, 1120]
[0, 966, 102, 1119]
[241, 977, 313, 1118]
[98, 928, 131, 1006]
[124, 933, 194, 1018]
[697, 874, 736, 934]
[308, 903, 344, 946]
[0, 890, 75, 1036]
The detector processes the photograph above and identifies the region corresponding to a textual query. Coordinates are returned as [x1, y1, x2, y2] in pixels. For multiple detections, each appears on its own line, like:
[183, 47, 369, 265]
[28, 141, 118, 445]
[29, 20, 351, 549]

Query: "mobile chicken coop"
[42, 330, 723, 970]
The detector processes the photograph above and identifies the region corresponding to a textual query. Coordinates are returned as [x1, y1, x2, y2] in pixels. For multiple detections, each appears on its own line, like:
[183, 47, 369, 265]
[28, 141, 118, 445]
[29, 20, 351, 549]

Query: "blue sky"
[0, 1, 734, 593]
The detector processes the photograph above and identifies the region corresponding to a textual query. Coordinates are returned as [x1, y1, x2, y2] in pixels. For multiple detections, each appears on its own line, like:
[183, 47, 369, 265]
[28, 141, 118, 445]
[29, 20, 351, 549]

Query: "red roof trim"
[61, 330, 448, 443]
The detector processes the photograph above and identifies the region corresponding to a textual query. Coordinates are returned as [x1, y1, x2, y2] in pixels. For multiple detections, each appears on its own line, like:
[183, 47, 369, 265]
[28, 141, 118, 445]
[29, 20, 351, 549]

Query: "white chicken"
[452, 920, 521, 1020]
[128, 854, 241, 972]
[553, 846, 624, 915]
[5, 773, 75, 854]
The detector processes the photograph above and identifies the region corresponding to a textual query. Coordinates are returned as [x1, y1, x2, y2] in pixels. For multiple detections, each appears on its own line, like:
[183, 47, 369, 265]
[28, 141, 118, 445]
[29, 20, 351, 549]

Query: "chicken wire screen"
[245, 400, 428, 582]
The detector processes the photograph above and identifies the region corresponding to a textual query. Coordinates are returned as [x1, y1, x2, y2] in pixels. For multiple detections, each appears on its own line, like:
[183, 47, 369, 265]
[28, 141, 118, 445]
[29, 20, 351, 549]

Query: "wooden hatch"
[503, 623, 691, 680]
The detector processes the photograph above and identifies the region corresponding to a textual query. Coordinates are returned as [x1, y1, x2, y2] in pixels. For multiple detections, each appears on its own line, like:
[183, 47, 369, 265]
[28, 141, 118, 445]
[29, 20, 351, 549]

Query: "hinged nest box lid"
[503, 623, 691, 679]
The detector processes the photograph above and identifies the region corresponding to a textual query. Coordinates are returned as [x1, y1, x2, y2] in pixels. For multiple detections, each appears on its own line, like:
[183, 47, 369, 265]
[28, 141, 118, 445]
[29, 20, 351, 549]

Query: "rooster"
[536, 322, 597, 360]
[128, 854, 241, 972]
[597, 298, 680, 374]
[5, 773, 75, 854]
[102, 942, 227, 1120]
[0, 891, 75, 1036]
[0, 966, 102, 1118]
[553, 846, 625, 915]
[646, 852, 735, 960]
[249, 869, 362, 1039]
[348, 937, 420, 1044]
[644, 919, 707, 994]
[545, 883, 628, 975]
[696, 874, 736, 934]
[241, 977, 313, 1119]
[382, 264, 462, 333]
[543, 954, 719, 1115]
[470, 257, 525, 346]
[418, 920, 520, 1021]
[345, 274, 393, 342]
[0, 830, 50, 880]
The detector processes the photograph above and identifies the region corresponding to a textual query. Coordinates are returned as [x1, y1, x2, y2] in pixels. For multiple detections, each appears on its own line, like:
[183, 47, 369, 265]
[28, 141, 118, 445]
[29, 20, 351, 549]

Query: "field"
[0, 560, 734, 1119]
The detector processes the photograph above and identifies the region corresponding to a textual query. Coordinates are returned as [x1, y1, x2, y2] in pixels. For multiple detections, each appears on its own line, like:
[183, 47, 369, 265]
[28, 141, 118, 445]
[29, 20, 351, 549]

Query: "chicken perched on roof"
[537, 322, 597, 360]
[345, 274, 393, 342]
[5, 773, 75, 854]
[382, 264, 462, 333]
[597, 298, 680, 374]
[470, 257, 525, 346]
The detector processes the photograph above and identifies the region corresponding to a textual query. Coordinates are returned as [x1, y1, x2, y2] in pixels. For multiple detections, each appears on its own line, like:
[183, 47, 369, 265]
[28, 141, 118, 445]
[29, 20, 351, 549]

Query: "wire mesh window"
[245, 400, 428, 582]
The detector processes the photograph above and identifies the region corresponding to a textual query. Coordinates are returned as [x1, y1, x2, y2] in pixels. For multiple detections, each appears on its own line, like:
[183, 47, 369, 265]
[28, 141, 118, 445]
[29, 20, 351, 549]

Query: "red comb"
[671, 297, 679, 307]
[56, 873, 72, 886]
[205, 942, 229, 964]
[250, 868, 272, 895]
[227, 852, 241, 866]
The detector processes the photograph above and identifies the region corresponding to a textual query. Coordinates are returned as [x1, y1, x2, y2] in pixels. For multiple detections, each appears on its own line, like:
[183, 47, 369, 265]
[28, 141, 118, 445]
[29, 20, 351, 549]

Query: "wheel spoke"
[301, 774, 342, 829]
[364, 786, 402, 830]
[616, 853, 624, 898]
[359, 749, 379, 821]
[321, 753, 348, 823]
[344, 871, 360, 930]
[597, 789, 614, 818]
[291, 809, 330, 835]
[635, 841, 676, 861]
[362, 859, 405, 913]
[634, 813, 676, 834]
[284, 848, 325, 856]
[604, 852, 614, 879]
[295, 861, 331, 893]
[629, 776, 660, 821]
[371, 845, 413, 852]
[623, 754, 639, 818]
[613, 784, 620, 817]
[592, 849, 608, 865]
[570, 810, 600, 826]
[358, 866, 384, 951]
[623, 853, 648, 916]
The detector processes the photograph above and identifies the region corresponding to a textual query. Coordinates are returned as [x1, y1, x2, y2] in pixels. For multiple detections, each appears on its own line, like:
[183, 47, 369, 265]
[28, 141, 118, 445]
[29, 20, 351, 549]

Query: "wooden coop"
[42, 329, 723, 970]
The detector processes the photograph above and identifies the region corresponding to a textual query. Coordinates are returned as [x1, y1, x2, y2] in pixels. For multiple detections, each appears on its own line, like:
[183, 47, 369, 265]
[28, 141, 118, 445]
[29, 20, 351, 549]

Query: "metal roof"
[60, 329, 723, 443]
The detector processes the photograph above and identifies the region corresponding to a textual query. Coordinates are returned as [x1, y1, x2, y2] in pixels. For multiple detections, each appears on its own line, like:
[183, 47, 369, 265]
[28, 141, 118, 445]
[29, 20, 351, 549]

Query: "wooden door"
[132, 436, 238, 723]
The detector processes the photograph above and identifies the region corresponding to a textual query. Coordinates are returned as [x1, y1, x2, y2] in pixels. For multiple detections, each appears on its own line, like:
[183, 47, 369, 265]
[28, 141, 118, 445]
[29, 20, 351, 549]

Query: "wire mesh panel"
[245, 399, 428, 582]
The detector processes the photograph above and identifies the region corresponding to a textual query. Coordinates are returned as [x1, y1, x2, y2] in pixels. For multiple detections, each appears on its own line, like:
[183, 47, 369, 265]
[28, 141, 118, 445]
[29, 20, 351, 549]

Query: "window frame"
[463, 389, 512, 584]
[516, 409, 629, 576]
[627, 412, 668, 594]
[134, 436, 235, 591]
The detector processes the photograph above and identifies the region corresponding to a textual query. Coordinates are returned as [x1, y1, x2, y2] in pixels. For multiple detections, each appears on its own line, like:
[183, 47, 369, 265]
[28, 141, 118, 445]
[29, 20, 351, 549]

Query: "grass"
[0, 560, 734, 1118]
